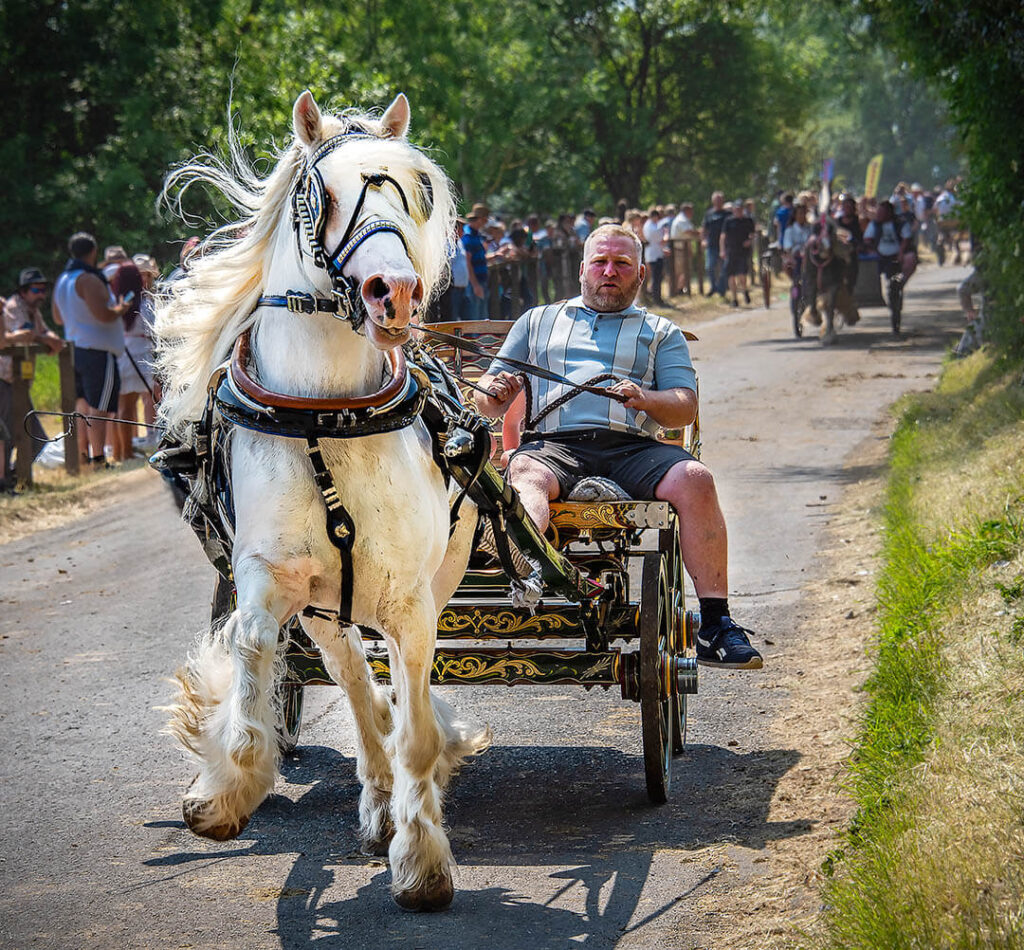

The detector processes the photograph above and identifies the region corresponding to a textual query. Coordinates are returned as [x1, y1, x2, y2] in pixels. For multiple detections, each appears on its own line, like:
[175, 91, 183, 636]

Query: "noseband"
[257, 127, 416, 331]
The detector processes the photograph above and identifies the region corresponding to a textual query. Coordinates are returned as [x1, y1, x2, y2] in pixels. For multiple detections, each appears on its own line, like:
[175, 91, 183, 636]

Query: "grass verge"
[809, 348, 1024, 948]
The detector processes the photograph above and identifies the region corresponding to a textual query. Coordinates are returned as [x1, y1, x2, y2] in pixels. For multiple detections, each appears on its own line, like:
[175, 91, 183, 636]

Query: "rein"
[408, 324, 630, 403]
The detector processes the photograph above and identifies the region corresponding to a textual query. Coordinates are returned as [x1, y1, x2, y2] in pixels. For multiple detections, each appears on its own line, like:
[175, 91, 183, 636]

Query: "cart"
[211, 323, 701, 804]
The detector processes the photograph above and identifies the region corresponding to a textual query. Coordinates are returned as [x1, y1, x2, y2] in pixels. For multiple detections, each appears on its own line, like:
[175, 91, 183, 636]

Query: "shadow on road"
[145, 741, 806, 947]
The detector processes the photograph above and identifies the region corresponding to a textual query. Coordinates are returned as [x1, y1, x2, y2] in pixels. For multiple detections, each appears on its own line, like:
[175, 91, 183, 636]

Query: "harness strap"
[305, 434, 357, 622]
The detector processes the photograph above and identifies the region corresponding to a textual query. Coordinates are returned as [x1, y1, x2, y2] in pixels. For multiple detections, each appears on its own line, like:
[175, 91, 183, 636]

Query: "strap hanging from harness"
[305, 434, 357, 622]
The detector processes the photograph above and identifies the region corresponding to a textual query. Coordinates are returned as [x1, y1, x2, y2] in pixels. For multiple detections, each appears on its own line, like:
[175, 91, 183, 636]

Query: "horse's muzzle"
[361, 272, 424, 329]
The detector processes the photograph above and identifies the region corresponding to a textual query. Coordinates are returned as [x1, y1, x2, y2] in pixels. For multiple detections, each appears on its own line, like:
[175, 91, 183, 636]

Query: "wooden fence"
[1, 343, 79, 485]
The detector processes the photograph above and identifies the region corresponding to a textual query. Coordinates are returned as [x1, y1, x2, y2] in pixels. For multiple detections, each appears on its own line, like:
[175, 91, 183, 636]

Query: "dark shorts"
[74, 347, 120, 413]
[510, 428, 696, 500]
[725, 251, 750, 277]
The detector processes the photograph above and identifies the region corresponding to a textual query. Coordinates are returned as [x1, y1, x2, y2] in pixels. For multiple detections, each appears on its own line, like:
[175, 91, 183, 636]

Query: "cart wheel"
[889, 276, 903, 335]
[667, 536, 687, 755]
[640, 552, 672, 804]
[790, 288, 803, 338]
[278, 680, 304, 754]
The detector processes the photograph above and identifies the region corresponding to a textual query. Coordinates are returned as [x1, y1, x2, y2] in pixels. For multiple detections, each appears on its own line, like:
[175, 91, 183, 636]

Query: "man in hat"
[461, 203, 491, 320]
[0, 269, 65, 491]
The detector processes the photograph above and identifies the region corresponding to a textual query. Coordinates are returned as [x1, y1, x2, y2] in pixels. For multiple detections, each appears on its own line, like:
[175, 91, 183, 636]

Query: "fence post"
[10, 349, 33, 486]
[59, 344, 79, 477]
[665, 242, 677, 298]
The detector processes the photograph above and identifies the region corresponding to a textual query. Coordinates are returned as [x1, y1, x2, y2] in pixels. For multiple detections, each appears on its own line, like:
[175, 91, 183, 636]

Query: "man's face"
[579, 234, 644, 312]
[22, 283, 48, 304]
[711, 194, 723, 210]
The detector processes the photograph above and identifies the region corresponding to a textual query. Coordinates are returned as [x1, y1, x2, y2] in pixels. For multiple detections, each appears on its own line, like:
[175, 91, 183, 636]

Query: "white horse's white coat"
[156, 92, 488, 911]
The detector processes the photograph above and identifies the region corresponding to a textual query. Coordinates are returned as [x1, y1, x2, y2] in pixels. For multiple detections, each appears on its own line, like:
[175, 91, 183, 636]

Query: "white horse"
[155, 91, 489, 911]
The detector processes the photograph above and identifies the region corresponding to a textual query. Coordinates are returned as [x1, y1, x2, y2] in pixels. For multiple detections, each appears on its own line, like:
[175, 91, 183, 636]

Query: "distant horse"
[155, 91, 489, 911]
[802, 217, 858, 345]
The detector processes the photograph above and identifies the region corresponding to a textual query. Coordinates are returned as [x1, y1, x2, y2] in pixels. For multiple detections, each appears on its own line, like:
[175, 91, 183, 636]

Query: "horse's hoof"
[182, 796, 249, 841]
[393, 870, 454, 913]
[360, 824, 394, 857]
[820, 332, 837, 347]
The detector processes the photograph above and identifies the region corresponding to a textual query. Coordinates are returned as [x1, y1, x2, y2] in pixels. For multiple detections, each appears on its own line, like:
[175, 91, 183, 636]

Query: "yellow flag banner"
[864, 154, 884, 199]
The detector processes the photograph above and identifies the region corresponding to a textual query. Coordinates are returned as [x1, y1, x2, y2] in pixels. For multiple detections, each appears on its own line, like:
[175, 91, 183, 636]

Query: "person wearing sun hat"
[0, 268, 65, 491]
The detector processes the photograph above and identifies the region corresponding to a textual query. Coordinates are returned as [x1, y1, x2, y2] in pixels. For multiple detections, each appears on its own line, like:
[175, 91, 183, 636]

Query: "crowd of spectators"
[0, 231, 187, 491]
[1, 177, 965, 491]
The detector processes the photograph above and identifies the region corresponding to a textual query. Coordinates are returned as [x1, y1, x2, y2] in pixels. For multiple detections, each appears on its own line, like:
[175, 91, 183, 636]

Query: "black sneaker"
[744, 290, 751, 304]
[696, 617, 763, 669]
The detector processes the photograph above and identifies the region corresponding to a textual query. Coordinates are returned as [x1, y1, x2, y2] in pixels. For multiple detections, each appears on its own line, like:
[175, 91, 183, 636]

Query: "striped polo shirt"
[487, 296, 696, 437]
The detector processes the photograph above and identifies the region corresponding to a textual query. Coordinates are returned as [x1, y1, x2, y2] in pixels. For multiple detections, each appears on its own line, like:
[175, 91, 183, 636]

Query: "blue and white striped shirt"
[487, 296, 696, 437]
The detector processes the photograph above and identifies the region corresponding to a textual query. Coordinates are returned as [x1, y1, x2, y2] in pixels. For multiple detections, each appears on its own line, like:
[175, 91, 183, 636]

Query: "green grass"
[809, 349, 1024, 949]
[31, 353, 61, 411]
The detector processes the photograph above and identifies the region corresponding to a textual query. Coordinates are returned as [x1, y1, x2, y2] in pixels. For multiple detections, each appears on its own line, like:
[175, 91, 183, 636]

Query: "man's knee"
[507, 454, 560, 498]
[655, 459, 718, 508]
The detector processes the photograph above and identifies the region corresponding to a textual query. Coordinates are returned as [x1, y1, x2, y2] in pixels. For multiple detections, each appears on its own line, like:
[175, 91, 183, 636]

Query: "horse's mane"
[154, 106, 456, 428]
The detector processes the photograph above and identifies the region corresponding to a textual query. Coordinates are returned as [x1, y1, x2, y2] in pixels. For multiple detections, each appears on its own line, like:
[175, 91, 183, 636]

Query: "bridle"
[256, 124, 425, 332]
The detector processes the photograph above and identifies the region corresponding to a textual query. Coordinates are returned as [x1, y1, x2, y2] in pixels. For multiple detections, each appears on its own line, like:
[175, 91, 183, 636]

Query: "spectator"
[701, 192, 730, 297]
[774, 193, 795, 246]
[574, 209, 597, 242]
[51, 232, 129, 467]
[430, 218, 469, 323]
[670, 202, 696, 240]
[0, 268, 64, 492]
[720, 198, 755, 307]
[163, 236, 200, 286]
[115, 254, 161, 455]
[615, 199, 628, 225]
[107, 253, 144, 462]
[461, 203, 490, 320]
[954, 268, 986, 358]
[834, 194, 864, 292]
[642, 206, 667, 305]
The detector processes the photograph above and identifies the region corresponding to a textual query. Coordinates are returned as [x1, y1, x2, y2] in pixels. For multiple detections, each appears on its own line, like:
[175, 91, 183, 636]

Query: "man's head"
[682, 202, 694, 216]
[840, 195, 857, 216]
[711, 191, 724, 209]
[103, 246, 128, 265]
[17, 267, 48, 303]
[732, 200, 744, 217]
[466, 202, 489, 230]
[68, 231, 98, 264]
[793, 204, 808, 222]
[583, 209, 596, 224]
[876, 200, 894, 222]
[782, 193, 794, 206]
[647, 206, 659, 221]
[579, 224, 645, 313]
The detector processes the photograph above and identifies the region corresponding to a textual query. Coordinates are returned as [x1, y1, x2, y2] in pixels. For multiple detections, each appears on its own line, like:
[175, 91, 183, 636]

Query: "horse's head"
[290, 90, 451, 349]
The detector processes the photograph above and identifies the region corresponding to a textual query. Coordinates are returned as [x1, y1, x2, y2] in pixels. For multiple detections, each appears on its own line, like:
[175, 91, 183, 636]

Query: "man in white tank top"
[52, 232, 129, 466]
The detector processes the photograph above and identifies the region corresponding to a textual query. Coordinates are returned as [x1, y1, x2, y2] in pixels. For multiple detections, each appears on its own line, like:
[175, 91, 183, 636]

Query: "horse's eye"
[417, 172, 434, 216]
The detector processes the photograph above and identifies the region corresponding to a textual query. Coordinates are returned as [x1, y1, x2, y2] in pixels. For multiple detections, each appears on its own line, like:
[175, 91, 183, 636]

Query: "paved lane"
[0, 265, 968, 948]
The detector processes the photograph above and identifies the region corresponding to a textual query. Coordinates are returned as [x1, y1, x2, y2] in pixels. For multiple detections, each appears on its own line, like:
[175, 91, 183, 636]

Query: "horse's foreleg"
[821, 285, 839, 346]
[173, 559, 291, 840]
[304, 617, 395, 854]
[386, 604, 456, 911]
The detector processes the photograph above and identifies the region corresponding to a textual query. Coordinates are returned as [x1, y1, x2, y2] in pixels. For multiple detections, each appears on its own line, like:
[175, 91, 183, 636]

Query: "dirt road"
[0, 265, 968, 949]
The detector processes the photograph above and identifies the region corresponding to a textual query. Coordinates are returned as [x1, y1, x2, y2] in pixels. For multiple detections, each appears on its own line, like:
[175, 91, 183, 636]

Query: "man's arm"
[78, 273, 127, 324]
[608, 381, 697, 429]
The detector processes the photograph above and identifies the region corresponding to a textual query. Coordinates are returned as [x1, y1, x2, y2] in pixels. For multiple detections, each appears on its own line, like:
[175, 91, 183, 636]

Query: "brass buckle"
[286, 292, 316, 314]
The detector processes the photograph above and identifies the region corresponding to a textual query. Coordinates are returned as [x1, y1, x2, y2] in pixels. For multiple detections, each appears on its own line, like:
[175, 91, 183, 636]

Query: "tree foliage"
[864, 0, 1024, 354]
[1, 0, 960, 291]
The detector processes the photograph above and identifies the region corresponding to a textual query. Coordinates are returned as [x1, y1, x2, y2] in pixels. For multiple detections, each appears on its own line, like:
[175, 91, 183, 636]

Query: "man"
[0, 268, 65, 491]
[641, 206, 667, 304]
[720, 199, 755, 306]
[701, 192, 730, 297]
[461, 203, 490, 320]
[474, 224, 763, 670]
[574, 209, 597, 242]
[774, 193, 795, 246]
[52, 232, 129, 466]
[864, 200, 916, 283]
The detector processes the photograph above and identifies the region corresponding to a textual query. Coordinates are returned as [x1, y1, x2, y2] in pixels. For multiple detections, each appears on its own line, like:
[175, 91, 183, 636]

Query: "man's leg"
[507, 454, 561, 534]
[655, 459, 762, 669]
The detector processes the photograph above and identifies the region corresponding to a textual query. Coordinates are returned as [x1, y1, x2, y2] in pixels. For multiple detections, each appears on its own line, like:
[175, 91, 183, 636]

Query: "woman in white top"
[116, 255, 160, 453]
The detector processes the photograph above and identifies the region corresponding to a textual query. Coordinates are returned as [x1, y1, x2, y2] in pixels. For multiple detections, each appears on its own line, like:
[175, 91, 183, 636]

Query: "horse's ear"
[293, 90, 322, 148]
[381, 93, 410, 139]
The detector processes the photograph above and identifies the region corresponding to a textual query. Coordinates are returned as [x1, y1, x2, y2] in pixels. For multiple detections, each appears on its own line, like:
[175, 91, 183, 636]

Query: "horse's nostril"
[369, 277, 390, 300]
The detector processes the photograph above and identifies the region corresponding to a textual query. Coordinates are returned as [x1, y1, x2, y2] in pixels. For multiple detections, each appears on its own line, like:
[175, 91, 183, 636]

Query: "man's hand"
[487, 371, 523, 408]
[474, 371, 523, 417]
[608, 379, 647, 411]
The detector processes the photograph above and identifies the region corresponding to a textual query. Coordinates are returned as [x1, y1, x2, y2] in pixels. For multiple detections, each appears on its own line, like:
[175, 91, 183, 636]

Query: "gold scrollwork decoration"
[437, 608, 577, 637]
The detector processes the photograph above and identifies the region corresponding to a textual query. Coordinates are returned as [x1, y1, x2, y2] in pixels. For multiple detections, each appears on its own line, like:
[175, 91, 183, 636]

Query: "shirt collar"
[565, 294, 645, 319]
